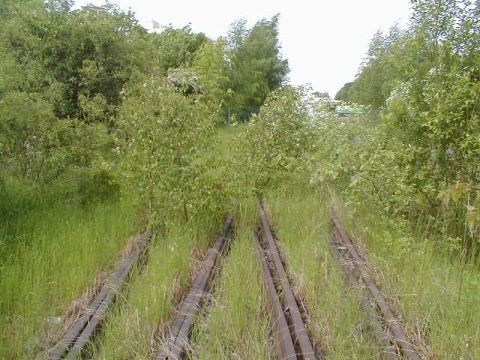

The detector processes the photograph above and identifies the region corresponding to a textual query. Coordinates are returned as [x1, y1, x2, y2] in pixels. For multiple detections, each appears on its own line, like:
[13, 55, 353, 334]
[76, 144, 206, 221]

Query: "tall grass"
[96, 220, 213, 359]
[0, 197, 138, 359]
[335, 197, 480, 358]
[96, 127, 265, 359]
[191, 200, 272, 359]
[267, 186, 381, 359]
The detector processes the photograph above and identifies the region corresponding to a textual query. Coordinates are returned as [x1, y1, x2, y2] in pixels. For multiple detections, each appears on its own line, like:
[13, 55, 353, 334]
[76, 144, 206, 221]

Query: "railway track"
[156, 214, 235, 360]
[255, 201, 319, 360]
[48, 231, 152, 360]
[43, 204, 424, 360]
[330, 209, 422, 360]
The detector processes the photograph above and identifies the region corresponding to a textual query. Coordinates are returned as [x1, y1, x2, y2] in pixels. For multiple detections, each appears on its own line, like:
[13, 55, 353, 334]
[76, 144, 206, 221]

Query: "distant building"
[335, 105, 364, 117]
[82, 4, 109, 14]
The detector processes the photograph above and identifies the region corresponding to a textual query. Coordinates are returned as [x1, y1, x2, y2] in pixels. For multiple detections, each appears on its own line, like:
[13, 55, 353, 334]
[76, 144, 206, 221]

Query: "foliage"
[226, 15, 289, 120]
[77, 168, 120, 206]
[0, 92, 74, 182]
[311, 110, 415, 215]
[244, 86, 315, 194]
[192, 40, 231, 109]
[153, 25, 208, 73]
[166, 67, 203, 95]
[331, 0, 480, 256]
[0, 1, 152, 121]
[335, 25, 407, 107]
[0, 0, 293, 250]
[116, 77, 226, 228]
[0, 0, 156, 214]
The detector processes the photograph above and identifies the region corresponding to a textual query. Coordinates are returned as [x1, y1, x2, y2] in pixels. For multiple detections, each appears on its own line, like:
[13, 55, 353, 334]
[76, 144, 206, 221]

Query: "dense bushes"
[0, 1, 289, 230]
[116, 77, 227, 229]
[243, 87, 316, 194]
[332, 0, 480, 257]
[0, 2, 152, 218]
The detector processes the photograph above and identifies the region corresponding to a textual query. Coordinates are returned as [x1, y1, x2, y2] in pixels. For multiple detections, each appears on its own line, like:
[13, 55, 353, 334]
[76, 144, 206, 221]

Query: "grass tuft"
[0, 198, 138, 359]
[191, 200, 272, 359]
[267, 186, 382, 359]
[337, 197, 480, 358]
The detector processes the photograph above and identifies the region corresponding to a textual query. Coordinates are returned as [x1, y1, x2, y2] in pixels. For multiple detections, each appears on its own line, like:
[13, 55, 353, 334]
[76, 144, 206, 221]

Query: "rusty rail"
[256, 201, 317, 360]
[48, 232, 152, 360]
[157, 214, 235, 360]
[330, 209, 422, 360]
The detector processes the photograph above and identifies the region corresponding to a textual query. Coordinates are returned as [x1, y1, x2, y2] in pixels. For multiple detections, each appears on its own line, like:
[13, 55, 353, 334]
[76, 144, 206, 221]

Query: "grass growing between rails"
[96, 220, 216, 359]
[335, 198, 480, 358]
[191, 200, 272, 359]
[267, 187, 381, 359]
[0, 197, 138, 359]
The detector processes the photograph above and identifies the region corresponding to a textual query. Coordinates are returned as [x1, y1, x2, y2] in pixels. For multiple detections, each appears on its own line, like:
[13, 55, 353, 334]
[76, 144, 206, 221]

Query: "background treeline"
[0, 0, 288, 233]
[333, 0, 480, 257]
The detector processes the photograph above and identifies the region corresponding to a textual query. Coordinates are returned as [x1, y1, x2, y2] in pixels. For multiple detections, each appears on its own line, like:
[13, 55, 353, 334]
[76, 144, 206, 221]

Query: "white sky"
[75, 0, 412, 97]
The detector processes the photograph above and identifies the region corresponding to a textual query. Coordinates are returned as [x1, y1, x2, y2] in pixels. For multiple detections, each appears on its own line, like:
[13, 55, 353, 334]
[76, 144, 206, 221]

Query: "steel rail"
[157, 214, 235, 360]
[255, 230, 299, 360]
[257, 201, 317, 360]
[330, 209, 422, 360]
[48, 232, 152, 360]
[331, 230, 397, 360]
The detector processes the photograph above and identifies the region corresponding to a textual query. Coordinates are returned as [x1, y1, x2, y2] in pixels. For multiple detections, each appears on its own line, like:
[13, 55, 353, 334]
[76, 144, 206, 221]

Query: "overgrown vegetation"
[0, 0, 288, 221]
[267, 188, 382, 359]
[96, 220, 210, 359]
[243, 86, 316, 193]
[190, 201, 273, 359]
[116, 77, 221, 228]
[1, 0, 479, 358]
[0, 198, 138, 359]
[0, 1, 288, 358]
[334, 0, 480, 257]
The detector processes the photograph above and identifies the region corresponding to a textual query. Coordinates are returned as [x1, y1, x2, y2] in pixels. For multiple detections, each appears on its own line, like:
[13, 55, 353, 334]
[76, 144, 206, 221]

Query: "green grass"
[191, 200, 272, 359]
[0, 198, 138, 359]
[336, 198, 480, 359]
[4, 123, 479, 360]
[266, 186, 382, 359]
[97, 202, 272, 360]
[94, 126, 241, 359]
[96, 220, 213, 359]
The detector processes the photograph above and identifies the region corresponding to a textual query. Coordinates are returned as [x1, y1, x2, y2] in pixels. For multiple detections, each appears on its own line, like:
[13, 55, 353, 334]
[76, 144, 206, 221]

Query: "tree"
[0, 1, 152, 121]
[192, 39, 231, 119]
[227, 15, 289, 119]
[331, 0, 480, 253]
[116, 77, 221, 228]
[335, 25, 406, 107]
[153, 25, 208, 73]
[335, 82, 354, 102]
[0, 0, 153, 196]
[245, 86, 314, 193]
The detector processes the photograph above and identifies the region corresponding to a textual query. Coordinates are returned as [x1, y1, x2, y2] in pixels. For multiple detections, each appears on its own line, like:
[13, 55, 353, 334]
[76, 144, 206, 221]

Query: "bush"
[77, 169, 120, 206]
[116, 77, 225, 229]
[244, 86, 315, 194]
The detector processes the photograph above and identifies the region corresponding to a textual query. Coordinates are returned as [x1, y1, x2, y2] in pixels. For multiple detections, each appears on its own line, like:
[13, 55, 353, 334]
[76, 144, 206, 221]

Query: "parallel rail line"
[330, 209, 422, 360]
[44, 202, 424, 360]
[255, 201, 318, 360]
[48, 231, 152, 360]
[157, 214, 235, 360]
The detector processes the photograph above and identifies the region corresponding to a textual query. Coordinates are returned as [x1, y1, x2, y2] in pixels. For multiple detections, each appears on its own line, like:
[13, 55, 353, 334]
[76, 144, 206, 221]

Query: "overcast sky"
[75, 0, 412, 97]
